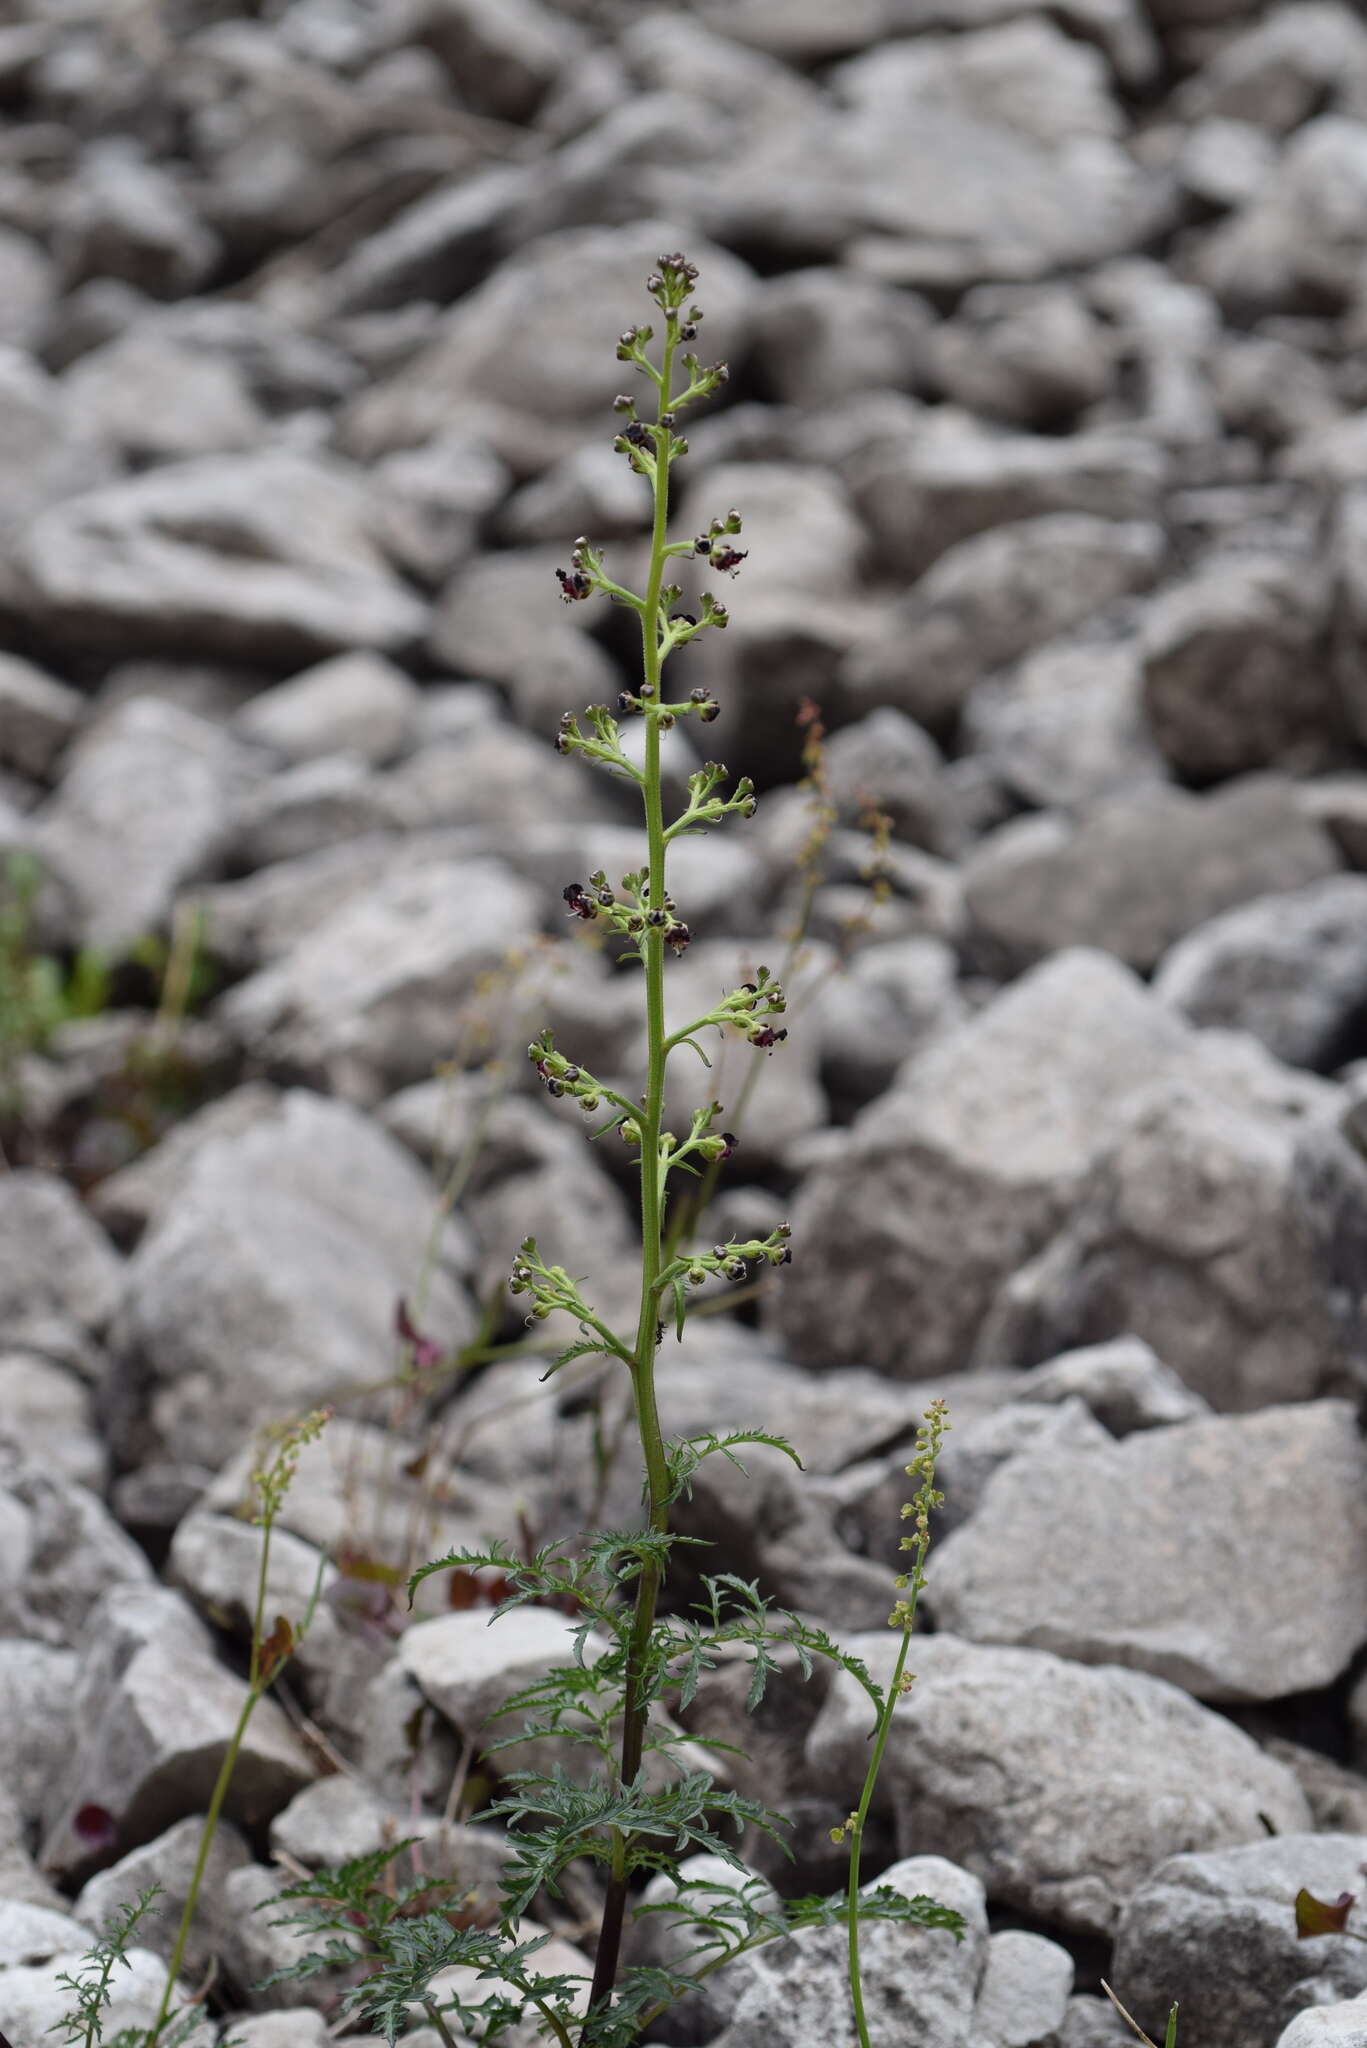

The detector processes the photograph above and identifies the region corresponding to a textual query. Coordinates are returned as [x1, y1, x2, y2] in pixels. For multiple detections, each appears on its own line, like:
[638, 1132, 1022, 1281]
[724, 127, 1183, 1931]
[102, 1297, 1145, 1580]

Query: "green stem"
[146, 1684, 259, 2046]
[148, 1513, 277, 2046]
[844, 1625, 914, 2048]
[583, 319, 680, 2041]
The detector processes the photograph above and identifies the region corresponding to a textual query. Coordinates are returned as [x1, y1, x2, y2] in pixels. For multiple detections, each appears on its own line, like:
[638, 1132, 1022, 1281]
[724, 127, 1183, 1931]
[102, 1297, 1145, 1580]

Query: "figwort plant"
[265, 256, 963, 2047]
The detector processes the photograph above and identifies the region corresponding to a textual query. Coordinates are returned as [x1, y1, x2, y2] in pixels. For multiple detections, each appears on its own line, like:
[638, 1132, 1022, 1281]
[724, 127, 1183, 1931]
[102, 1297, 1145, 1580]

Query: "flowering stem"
[840, 1400, 949, 2048]
[584, 311, 680, 2034]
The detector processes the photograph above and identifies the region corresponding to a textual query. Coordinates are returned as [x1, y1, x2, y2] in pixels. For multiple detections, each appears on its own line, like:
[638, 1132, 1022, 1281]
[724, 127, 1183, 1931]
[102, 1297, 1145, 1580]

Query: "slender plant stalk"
[833, 1400, 949, 2048]
[585, 297, 681, 2029]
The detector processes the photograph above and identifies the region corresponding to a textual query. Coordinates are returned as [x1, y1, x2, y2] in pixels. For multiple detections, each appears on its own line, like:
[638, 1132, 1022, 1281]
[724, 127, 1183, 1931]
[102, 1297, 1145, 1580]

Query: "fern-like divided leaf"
[663, 1428, 801, 1506]
[481, 1768, 785, 1924]
[785, 1886, 966, 1939]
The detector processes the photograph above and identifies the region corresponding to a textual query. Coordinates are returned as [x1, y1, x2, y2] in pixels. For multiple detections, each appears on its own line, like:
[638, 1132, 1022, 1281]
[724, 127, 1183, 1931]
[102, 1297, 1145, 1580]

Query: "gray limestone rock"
[924, 282, 1115, 428]
[0, 654, 84, 783]
[0, 1353, 105, 1490]
[73, 1815, 252, 1981]
[978, 1071, 1367, 1411]
[846, 515, 1164, 733]
[1153, 875, 1367, 1071]
[962, 635, 1166, 815]
[926, 1401, 1367, 1701]
[962, 778, 1340, 977]
[216, 855, 540, 1099]
[0, 1169, 123, 1355]
[749, 266, 931, 409]
[343, 220, 756, 457]
[63, 329, 263, 463]
[0, 1449, 152, 1646]
[14, 452, 429, 665]
[700, 19, 1154, 287]
[1194, 117, 1367, 318]
[1111, 1835, 1367, 2048]
[32, 696, 258, 948]
[808, 1632, 1310, 1933]
[229, 753, 415, 869]
[705, 1855, 987, 2048]
[973, 1929, 1075, 2048]
[1279, 2002, 1367, 2048]
[115, 1090, 475, 1461]
[1010, 1336, 1212, 1435]
[850, 419, 1163, 581]
[774, 949, 1195, 1378]
[234, 650, 421, 768]
[1140, 552, 1337, 783]
[41, 1585, 314, 1881]
[0, 1639, 79, 1831]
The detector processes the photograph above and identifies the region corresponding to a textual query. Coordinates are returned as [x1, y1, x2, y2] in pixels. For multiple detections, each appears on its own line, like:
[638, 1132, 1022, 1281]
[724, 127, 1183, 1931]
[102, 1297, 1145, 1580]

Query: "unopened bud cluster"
[562, 869, 691, 955]
[889, 1398, 950, 1628]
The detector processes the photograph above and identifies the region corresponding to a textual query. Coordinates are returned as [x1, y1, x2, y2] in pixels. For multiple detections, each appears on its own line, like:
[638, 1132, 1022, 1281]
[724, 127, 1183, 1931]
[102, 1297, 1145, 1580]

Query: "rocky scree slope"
[5, 0, 1367, 2042]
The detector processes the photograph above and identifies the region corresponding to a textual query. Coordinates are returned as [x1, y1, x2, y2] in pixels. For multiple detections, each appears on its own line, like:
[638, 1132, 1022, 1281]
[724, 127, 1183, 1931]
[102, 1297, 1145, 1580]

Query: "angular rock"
[376, 430, 513, 585]
[748, 266, 931, 409]
[168, 1511, 344, 1704]
[1111, 1836, 1367, 2048]
[32, 696, 258, 948]
[115, 1090, 475, 1461]
[216, 855, 540, 1098]
[924, 282, 1115, 429]
[810, 935, 964, 1110]
[921, 1396, 1115, 1539]
[0, 1448, 152, 1646]
[1279, 2002, 1367, 2048]
[41, 1585, 314, 1880]
[0, 1169, 123, 1355]
[0, 654, 83, 783]
[670, 1439, 905, 1630]
[774, 950, 1195, 1378]
[0, 224, 56, 350]
[418, 0, 589, 122]
[1140, 551, 1337, 782]
[1010, 1336, 1212, 1435]
[63, 329, 264, 463]
[219, 1862, 348, 2010]
[702, 19, 1154, 287]
[809, 1632, 1310, 1934]
[1195, 116, 1367, 317]
[14, 452, 429, 665]
[74, 1815, 252, 1981]
[962, 635, 1166, 814]
[973, 1929, 1074, 2048]
[926, 1401, 1367, 1700]
[427, 545, 620, 734]
[54, 140, 219, 298]
[229, 753, 414, 869]
[0, 1943, 212, 2047]
[1173, 4, 1367, 137]
[0, 1354, 105, 1491]
[850, 420, 1164, 580]
[343, 220, 757, 457]
[706, 1856, 987, 2048]
[963, 777, 1340, 976]
[233, 650, 421, 768]
[0, 1639, 79, 1832]
[979, 1070, 1365, 1410]
[845, 515, 1164, 733]
[1153, 875, 1367, 1071]
[1334, 489, 1367, 749]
